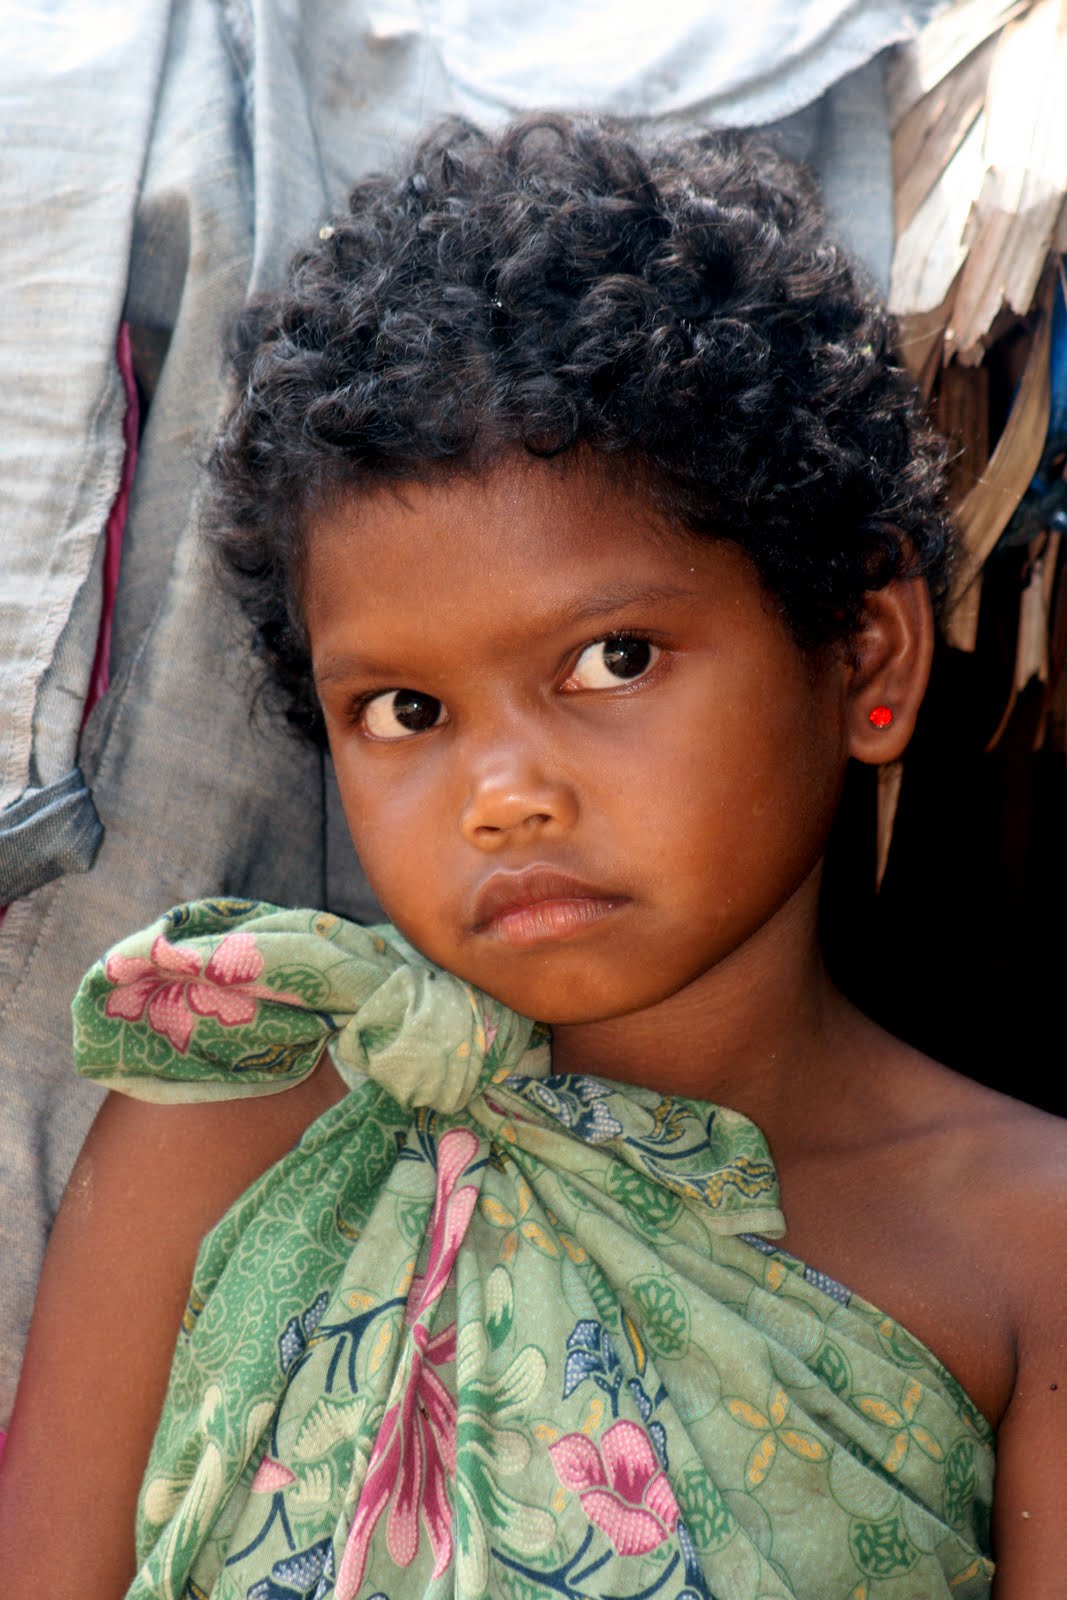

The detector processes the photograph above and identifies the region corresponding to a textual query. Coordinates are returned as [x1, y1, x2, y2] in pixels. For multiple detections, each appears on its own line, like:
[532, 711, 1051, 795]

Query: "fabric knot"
[73, 898, 541, 1112]
[330, 961, 537, 1112]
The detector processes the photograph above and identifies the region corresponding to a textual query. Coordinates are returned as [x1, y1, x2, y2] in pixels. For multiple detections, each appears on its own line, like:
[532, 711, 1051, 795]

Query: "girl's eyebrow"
[314, 651, 394, 688]
[313, 582, 700, 687]
[550, 580, 701, 629]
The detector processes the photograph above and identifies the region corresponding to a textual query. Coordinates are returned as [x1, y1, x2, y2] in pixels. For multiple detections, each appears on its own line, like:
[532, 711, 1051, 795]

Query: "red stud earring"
[868, 705, 894, 729]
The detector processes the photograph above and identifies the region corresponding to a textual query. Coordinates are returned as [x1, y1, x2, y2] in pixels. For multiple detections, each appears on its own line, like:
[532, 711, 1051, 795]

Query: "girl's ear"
[845, 576, 934, 765]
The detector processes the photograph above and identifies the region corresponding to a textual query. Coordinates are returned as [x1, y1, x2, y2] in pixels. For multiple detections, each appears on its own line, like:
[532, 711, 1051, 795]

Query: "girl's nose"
[459, 750, 578, 849]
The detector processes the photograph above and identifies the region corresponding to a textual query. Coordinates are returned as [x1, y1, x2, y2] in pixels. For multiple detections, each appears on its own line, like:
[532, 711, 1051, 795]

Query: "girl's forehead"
[304, 455, 706, 612]
[303, 457, 789, 692]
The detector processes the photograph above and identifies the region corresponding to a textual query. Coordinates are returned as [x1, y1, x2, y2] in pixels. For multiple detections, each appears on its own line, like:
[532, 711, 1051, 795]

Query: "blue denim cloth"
[0, 0, 923, 1422]
[0, 772, 103, 904]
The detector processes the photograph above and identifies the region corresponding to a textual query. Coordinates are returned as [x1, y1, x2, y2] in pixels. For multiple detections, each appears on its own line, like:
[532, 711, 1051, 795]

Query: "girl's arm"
[0, 1060, 346, 1599]
[989, 1164, 1067, 1598]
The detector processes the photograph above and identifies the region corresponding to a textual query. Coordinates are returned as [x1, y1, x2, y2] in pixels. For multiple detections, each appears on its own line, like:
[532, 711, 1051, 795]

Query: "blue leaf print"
[563, 1319, 622, 1414]
[246, 1535, 335, 1599]
[277, 1289, 330, 1375]
[516, 1076, 624, 1144]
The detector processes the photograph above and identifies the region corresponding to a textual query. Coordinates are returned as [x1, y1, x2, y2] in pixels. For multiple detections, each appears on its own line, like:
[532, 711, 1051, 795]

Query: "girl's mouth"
[470, 868, 629, 945]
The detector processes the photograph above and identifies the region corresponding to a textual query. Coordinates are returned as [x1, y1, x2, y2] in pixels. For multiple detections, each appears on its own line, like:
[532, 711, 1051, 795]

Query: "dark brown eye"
[362, 689, 446, 739]
[569, 635, 658, 689]
[603, 636, 653, 678]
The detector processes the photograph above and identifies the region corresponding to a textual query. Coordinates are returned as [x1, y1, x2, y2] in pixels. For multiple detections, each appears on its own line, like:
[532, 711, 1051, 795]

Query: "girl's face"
[304, 455, 851, 1025]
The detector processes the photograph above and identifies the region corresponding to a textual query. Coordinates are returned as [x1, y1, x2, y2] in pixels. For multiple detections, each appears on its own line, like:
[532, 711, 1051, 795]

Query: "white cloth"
[414, 0, 918, 124]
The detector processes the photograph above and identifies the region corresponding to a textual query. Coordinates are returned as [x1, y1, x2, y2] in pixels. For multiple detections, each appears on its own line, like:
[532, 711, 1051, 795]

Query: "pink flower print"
[250, 1457, 297, 1494]
[336, 1320, 458, 1598]
[413, 1128, 480, 1316]
[104, 931, 291, 1053]
[387, 1322, 457, 1569]
[336, 1129, 480, 1599]
[549, 1419, 680, 1556]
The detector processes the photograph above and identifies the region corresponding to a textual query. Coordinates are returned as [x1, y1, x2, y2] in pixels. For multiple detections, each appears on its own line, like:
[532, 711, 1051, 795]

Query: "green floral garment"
[73, 900, 995, 1600]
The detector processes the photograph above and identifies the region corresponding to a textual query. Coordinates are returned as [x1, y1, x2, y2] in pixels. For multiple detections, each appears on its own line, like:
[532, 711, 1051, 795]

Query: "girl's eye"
[360, 689, 446, 740]
[566, 635, 659, 690]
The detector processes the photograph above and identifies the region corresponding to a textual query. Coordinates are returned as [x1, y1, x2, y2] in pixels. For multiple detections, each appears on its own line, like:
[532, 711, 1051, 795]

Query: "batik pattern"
[73, 900, 995, 1600]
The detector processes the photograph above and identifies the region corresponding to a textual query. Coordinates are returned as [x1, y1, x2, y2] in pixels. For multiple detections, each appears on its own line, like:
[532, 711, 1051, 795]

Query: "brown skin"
[2, 455, 1064, 1595]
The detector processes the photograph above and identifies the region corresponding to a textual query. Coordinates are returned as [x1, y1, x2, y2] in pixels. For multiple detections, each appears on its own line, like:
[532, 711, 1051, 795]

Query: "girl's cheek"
[338, 774, 437, 886]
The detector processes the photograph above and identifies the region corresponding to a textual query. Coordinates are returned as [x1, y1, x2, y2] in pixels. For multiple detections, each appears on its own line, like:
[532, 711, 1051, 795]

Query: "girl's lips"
[483, 895, 628, 945]
[471, 869, 629, 944]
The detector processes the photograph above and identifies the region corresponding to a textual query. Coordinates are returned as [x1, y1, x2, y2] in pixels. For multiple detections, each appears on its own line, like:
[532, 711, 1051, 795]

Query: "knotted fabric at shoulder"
[73, 897, 539, 1110]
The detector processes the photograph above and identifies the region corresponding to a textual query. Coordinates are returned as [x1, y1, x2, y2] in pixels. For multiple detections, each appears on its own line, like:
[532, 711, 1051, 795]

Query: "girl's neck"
[548, 869, 858, 1139]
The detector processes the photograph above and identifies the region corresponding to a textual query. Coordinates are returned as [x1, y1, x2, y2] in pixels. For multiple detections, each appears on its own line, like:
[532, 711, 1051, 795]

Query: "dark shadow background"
[822, 557, 1066, 1118]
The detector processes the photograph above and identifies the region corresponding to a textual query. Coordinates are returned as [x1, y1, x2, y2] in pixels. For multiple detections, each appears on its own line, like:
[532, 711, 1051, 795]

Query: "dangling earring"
[868, 705, 894, 729]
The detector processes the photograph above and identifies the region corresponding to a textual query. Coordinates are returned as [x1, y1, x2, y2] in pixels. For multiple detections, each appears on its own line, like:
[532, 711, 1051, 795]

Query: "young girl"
[2, 116, 1064, 1600]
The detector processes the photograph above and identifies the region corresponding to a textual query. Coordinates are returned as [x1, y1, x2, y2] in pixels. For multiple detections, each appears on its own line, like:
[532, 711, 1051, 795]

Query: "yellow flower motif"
[729, 1399, 771, 1430]
[335, 1204, 362, 1242]
[676, 1156, 777, 1210]
[182, 1287, 206, 1335]
[558, 1232, 587, 1265]
[749, 1435, 777, 1484]
[726, 1387, 828, 1486]
[581, 1397, 604, 1436]
[479, 1179, 559, 1262]
[855, 1377, 943, 1473]
[765, 1260, 786, 1292]
[649, 1097, 690, 1144]
[543, 1203, 587, 1263]
[623, 1313, 647, 1376]
[951, 1556, 996, 1587]
[368, 1320, 393, 1374]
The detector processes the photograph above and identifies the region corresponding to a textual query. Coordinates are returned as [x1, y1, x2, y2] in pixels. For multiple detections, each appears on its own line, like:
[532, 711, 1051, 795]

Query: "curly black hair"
[208, 113, 953, 744]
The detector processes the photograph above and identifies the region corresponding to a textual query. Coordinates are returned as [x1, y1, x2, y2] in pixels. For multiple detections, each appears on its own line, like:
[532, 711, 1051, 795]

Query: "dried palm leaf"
[944, 298, 1052, 649]
[936, 360, 990, 505]
[876, 761, 904, 891]
[985, 530, 1063, 747]
[893, 30, 998, 236]
[890, 112, 984, 338]
[886, 0, 1030, 126]
[947, 0, 1067, 364]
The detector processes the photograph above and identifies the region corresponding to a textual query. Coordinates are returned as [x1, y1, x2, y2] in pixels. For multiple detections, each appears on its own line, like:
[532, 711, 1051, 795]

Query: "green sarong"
[73, 900, 995, 1600]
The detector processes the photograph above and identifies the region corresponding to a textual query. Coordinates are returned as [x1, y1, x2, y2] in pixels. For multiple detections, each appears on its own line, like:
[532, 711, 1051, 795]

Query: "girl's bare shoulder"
[881, 1042, 1067, 1369]
[924, 1067, 1067, 1594]
[896, 1044, 1066, 1225]
[783, 1021, 1064, 1436]
[868, 1034, 1066, 1280]
[940, 1066, 1067, 1353]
